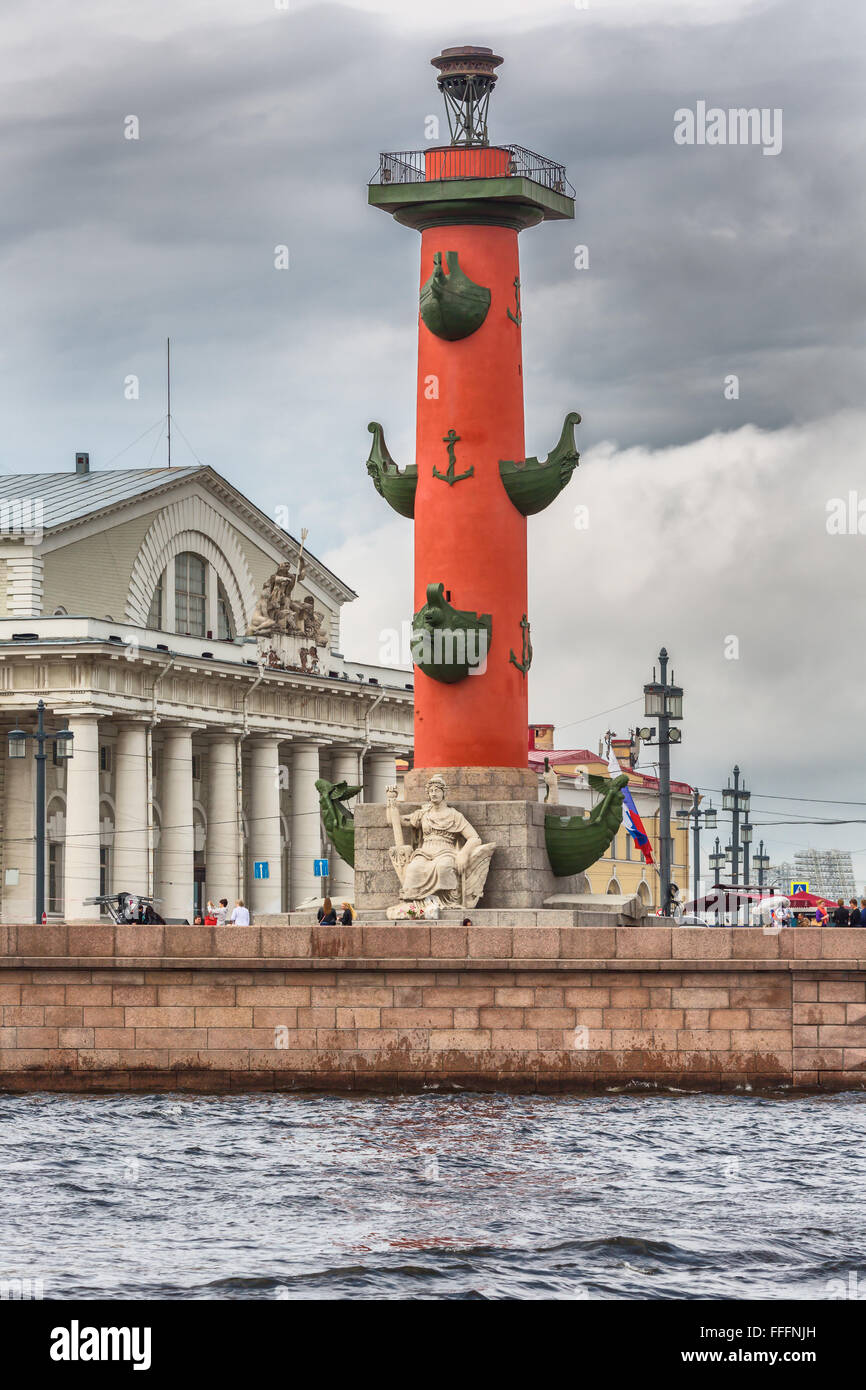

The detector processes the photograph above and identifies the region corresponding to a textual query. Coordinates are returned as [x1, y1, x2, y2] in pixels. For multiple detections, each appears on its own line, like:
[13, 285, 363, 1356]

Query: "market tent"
[788, 891, 838, 910]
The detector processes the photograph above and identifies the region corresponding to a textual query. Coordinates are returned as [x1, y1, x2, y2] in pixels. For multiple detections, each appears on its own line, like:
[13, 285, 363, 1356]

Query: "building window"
[191, 754, 202, 782]
[147, 574, 163, 629]
[175, 552, 206, 636]
[100, 746, 111, 773]
[217, 581, 234, 640]
[99, 846, 111, 898]
[48, 844, 64, 915]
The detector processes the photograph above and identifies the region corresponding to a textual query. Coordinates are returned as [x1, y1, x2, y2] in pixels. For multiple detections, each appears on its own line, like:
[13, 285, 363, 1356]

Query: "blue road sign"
[314, 858, 329, 878]
[791, 881, 808, 896]
[253, 862, 269, 880]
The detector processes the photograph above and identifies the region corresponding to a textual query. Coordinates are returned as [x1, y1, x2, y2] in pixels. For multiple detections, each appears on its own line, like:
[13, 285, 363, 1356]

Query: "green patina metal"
[412, 582, 492, 683]
[506, 275, 522, 326]
[365, 421, 417, 518]
[433, 428, 474, 486]
[508, 614, 532, 676]
[419, 251, 491, 341]
[368, 176, 575, 229]
[499, 411, 581, 516]
[544, 774, 628, 877]
[315, 777, 362, 869]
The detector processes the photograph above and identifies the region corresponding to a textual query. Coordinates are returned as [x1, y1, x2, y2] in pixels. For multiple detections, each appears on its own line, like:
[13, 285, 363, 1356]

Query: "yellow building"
[528, 726, 692, 910]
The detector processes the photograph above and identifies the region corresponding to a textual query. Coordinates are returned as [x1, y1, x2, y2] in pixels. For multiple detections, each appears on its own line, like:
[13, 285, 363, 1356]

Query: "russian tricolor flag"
[608, 745, 654, 865]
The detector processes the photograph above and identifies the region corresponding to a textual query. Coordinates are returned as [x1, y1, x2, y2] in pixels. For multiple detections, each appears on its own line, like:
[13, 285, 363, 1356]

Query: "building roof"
[528, 748, 600, 770]
[0, 467, 200, 529]
[527, 747, 693, 795]
[0, 464, 358, 603]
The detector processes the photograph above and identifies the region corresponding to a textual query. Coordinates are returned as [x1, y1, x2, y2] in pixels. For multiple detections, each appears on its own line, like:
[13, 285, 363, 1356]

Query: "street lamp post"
[754, 840, 771, 888]
[677, 788, 717, 909]
[7, 700, 74, 923]
[722, 765, 751, 924]
[640, 647, 683, 917]
[740, 818, 753, 891]
[708, 835, 726, 923]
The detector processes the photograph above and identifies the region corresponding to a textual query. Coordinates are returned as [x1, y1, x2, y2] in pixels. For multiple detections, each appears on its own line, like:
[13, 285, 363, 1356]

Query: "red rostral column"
[367, 46, 577, 801]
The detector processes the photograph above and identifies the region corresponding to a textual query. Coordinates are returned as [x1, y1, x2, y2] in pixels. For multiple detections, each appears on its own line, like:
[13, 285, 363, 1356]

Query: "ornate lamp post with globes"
[639, 647, 683, 917]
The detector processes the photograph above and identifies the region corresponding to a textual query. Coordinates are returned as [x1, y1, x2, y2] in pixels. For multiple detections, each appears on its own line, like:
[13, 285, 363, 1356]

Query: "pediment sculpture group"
[247, 554, 328, 647]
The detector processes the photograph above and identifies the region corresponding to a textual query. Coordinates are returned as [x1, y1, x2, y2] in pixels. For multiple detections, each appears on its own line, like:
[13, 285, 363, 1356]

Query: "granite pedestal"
[353, 799, 590, 914]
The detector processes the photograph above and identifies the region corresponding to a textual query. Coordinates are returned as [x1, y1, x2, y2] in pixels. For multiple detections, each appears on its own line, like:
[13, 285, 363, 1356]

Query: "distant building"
[526, 726, 694, 909]
[793, 849, 855, 901]
[765, 860, 797, 892]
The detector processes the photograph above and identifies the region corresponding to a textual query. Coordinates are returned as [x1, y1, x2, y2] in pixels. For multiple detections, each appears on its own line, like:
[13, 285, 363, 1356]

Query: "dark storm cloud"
[1, 0, 862, 503]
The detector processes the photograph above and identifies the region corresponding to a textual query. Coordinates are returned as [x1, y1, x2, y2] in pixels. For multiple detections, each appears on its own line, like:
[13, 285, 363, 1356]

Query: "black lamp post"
[754, 840, 771, 888]
[740, 818, 753, 889]
[640, 647, 683, 917]
[677, 789, 717, 909]
[708, 836, 726, 923]
[8, 700, 74, 923]
[722, 766, 750, 886]
[709, 835, 725, 883]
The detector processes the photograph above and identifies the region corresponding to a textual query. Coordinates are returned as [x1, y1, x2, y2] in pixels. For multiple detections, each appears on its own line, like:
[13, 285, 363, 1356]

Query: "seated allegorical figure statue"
[385, 777, 495, 919]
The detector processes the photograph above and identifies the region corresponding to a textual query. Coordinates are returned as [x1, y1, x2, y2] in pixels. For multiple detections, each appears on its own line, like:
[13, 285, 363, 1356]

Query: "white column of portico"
[328, 746, 361, 903]
[3, 728, 35, 923]
[206, 731, 240, 908]
[290, 741, 323, 908]
[363, 749, 397, 805]
[63, 713, 101, 921]
[157, 726, 195, 923]
[248, 736, 283, 916]
[113, 722, 149, 893]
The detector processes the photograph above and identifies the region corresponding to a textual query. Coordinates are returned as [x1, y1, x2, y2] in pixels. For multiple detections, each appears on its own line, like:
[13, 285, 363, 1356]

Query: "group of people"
[192, 899, 252, 926]
[772, 897, 866, 929]
[316, 897, 355, 926]
[827, 897, 866, 927]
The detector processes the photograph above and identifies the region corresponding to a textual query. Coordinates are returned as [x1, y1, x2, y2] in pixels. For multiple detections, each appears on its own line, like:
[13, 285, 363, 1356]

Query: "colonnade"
[1, 716, 398, 922]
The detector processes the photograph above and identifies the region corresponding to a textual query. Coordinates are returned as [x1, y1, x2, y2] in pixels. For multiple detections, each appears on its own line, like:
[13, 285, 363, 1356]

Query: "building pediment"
[0, 463, 356, 636]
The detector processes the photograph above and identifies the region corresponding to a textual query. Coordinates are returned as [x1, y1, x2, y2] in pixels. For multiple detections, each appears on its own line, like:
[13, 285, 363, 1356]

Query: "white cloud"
[330, 410, 866, 880]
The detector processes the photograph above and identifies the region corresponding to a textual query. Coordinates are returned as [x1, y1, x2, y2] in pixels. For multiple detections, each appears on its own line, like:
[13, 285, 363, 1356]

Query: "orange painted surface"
[424, 145, 512, 180]
[413, 213, 529, 769]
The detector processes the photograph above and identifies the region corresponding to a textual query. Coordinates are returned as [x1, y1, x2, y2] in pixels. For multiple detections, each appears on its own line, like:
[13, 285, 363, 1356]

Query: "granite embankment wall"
[1, 923, 866, 1092]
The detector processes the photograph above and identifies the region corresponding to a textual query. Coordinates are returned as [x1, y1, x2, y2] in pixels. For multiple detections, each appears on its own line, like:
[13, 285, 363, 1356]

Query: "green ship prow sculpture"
[411, 582, 492, 684]
[315, 778, 362, 868]
[366, 421, 418, 518]
[499, 411, 581, 516]
[544, 773, 628, 877]
[419, 250, 491, 341]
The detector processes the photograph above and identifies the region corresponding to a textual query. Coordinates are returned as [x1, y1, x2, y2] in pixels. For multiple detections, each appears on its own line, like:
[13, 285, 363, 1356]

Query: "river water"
[1, 1089, 864, 1300]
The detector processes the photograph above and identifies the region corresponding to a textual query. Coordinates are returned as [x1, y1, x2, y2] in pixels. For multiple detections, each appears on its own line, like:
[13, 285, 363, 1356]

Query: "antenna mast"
[166, 337, 171, 468]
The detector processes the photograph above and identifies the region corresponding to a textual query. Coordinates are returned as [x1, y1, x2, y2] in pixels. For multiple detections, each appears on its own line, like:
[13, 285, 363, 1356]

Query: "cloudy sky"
[2, 0, 865, 883]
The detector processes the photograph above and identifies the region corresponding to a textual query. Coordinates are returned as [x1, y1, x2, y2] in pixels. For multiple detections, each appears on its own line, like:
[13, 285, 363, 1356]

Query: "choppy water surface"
[1, 1090, 864, 1299]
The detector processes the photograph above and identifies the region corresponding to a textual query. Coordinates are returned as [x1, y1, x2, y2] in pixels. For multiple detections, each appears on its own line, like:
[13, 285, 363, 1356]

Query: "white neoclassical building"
[0, 456, 413, 922]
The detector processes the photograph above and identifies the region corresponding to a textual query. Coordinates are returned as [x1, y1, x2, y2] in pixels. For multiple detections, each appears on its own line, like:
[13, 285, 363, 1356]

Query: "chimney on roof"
[611, 735, 635, 769]
[528, 723, 554, 752]
[75, 452, 89, 475]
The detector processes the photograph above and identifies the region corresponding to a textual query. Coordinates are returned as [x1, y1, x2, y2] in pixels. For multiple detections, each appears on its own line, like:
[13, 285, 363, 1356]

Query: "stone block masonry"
[354, 800, 589, 911]
[1, 924, 866, 1092]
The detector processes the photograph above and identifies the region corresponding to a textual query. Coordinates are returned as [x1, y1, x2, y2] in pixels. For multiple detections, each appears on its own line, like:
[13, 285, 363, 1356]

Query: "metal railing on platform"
[370, 144, 574, 196]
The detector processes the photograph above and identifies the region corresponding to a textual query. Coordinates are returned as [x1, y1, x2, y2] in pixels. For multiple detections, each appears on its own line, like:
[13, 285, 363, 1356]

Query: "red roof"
[528, 749, 693, 795]
[527, 749, 599, 769]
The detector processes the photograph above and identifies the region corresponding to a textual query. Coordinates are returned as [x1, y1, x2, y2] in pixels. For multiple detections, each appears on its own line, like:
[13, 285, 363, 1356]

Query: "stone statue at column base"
[384, 778, 495, 920]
